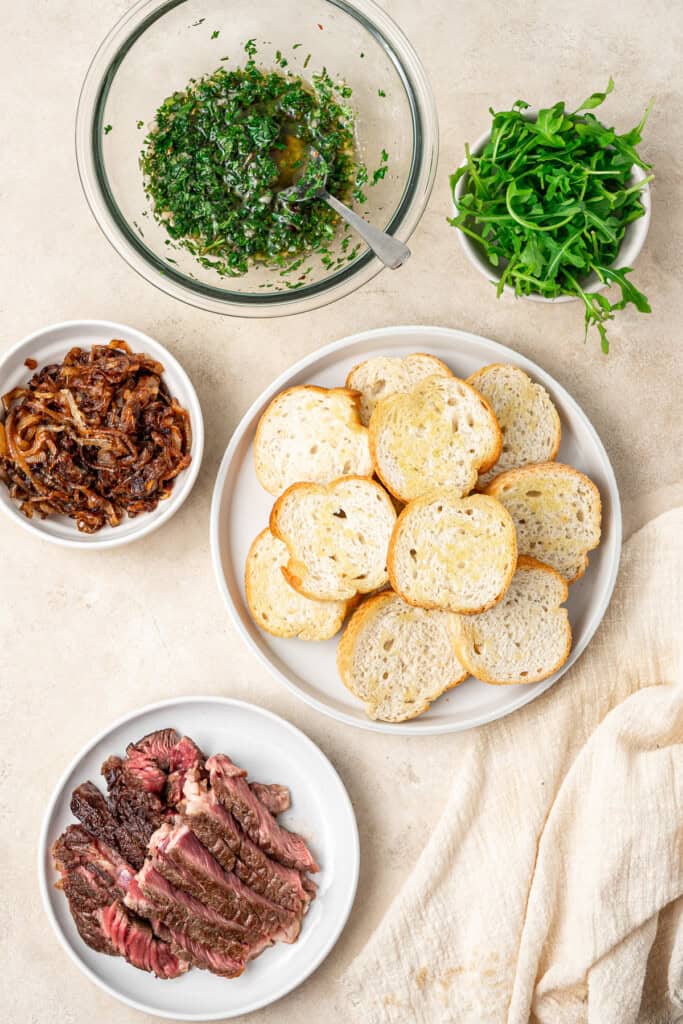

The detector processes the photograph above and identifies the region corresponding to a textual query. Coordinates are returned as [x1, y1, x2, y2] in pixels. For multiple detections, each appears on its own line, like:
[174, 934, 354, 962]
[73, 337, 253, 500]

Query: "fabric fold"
[342, 508, 683, 1024]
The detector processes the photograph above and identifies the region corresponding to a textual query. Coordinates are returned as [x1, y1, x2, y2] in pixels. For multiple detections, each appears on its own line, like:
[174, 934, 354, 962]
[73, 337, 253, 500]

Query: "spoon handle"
[322, 191, 411, 270]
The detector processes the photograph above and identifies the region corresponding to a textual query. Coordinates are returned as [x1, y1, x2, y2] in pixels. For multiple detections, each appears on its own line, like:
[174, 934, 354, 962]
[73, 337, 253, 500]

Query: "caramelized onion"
[0, 340, 192, 533]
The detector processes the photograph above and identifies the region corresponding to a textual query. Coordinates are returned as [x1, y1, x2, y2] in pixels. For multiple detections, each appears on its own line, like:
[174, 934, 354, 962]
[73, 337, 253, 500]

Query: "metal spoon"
[280, 150, 411, 270]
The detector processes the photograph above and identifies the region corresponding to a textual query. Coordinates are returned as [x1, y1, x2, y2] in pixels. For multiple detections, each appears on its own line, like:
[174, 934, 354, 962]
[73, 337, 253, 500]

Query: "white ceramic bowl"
[452, 124, 651, 303]
[0, 320, 203, 548]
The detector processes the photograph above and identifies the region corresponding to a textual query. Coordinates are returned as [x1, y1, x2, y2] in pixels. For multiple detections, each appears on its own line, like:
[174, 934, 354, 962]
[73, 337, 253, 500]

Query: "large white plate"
[211, 325, 621, 735]
[39, 697, 359, 1020]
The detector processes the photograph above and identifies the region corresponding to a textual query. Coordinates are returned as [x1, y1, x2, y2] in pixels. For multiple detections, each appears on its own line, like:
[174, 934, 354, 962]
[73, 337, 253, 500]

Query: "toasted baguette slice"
[369, 375, 502, 502]
[337, 591, 468, 722]
[467, 363, 561, 488]
[270, 477, 397, 601]
[254, 386, 372, 495]
[245, 529, 352, 640]
[453, 556, 571, 684]
[346, 353, 453, 426]
[388, 491, 517, 613]
[485, 462, 601, 583]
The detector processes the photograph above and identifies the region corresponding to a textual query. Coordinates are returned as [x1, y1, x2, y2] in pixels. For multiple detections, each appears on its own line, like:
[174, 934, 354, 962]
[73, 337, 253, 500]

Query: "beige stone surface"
[0, 1, 681, 1022]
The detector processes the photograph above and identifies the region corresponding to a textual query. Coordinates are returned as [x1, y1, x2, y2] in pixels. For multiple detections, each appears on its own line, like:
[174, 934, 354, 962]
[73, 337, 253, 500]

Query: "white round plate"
[39, 697, 359, 1020]
[211, 325, 621, 735]
[0, 319, 204, 548]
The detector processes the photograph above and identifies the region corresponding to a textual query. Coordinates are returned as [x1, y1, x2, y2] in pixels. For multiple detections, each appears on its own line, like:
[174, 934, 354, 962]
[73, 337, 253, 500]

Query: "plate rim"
[0, 318, 205, 550]
[38, 695, 360, 1021]
[210, 324, 622, 735]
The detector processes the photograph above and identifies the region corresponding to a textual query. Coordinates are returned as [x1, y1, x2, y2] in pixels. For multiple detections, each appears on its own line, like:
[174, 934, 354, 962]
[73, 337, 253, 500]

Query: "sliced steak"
[52, 826, 184, 979]
[162, 924, 244, 978]
[53, 824, 135, 898]
[112, 729, 205, 809]
[250, 782, 290, 815]
[102, 755, 165, 848]
[207, 754, 319, 874]
[98, 901, 187, 979]
[70, 781, 147, 870]
[180, 775, 310, 912]
[127, 881, 245, 978]
[148, 823, 300, 943]
[122, 730, 177, 794]
[54, 729, 315, 983]
[165, 736, 204, 808]
[52, 828, 119, 955]
[236, 833, 313, 913]
[126, 728, 181, 765]
[126, 863, 261, 962]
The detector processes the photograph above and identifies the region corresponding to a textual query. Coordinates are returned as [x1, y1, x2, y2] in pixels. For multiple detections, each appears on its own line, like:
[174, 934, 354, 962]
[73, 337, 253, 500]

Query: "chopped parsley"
[352, 164, 369, 204]
[103, 124, 112, 134]
[140, 41, 366, 277]
[372, 148, 389, 185]
[211, 29, 220, 39]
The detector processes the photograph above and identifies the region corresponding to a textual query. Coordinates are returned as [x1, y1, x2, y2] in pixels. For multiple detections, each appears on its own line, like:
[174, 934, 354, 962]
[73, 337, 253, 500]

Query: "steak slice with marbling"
[98, 900, 188, 979]
[148, 823, 300, 943]
[126, 885, 246, 979]
[52, 825, 185, 979]
[179, 773, 311, 912]
[249, 782, 290, 815]
[70, 781, 147, 870]
[126, 862, 269, 963]
[102, 755, 166, 848]
[207, 754, 319, 873]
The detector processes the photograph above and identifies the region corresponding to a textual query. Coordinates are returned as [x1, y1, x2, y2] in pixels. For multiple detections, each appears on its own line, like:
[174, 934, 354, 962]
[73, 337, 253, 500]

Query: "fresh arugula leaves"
[448, 81, 653, 351]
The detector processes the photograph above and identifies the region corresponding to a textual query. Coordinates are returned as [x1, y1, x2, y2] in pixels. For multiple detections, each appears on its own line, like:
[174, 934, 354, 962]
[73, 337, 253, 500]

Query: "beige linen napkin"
[343, 508, 683, 1024]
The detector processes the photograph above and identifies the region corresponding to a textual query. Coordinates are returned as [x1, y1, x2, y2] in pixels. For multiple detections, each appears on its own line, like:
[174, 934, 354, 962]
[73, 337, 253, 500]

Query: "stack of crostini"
[245, 355, 601, 723]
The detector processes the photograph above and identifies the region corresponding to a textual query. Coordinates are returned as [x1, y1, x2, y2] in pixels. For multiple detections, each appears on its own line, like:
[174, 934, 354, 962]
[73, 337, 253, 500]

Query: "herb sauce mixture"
[141, 41, 370, 278]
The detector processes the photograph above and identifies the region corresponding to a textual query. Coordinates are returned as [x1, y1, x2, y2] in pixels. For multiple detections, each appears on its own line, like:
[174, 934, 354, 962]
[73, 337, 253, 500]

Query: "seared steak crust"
[70, 781, 147, 869]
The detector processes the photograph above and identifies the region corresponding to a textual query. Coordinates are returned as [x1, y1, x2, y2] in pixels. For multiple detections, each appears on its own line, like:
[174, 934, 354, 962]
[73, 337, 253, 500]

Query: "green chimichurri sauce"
[140, 41, 369, 278]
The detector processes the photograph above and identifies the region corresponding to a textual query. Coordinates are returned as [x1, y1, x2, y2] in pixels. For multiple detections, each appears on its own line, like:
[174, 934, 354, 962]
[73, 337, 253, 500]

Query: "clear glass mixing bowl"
[76, 0, 438, 317]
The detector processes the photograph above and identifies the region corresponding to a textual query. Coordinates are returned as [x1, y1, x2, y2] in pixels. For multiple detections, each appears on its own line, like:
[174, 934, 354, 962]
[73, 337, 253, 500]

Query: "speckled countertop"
[2, 1, 682, 1022]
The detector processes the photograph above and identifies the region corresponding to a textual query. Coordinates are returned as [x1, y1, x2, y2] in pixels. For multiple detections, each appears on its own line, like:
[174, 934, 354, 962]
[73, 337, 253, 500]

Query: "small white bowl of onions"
[0, 319, 203, 548]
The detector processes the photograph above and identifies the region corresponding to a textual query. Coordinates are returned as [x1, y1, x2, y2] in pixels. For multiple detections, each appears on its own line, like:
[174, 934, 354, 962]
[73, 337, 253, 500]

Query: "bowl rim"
[451, 118, 652, 304]
[0, 319, 204, 550]
[74, 0, 439, 318]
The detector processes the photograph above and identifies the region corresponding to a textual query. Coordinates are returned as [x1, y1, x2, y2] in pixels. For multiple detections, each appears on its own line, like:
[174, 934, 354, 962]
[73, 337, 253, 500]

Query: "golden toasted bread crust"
[244, 527, 352, 640]
[485, 462, 602, 584]
[269, 475, 396, 601]
[452, 555, 572, 685]
[467, 364, 562, 489]
[254, 385, 371, 495]
[368, 376, 503, 503]
[387, 491, 517, 615]
[337, 591, 468, 722]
